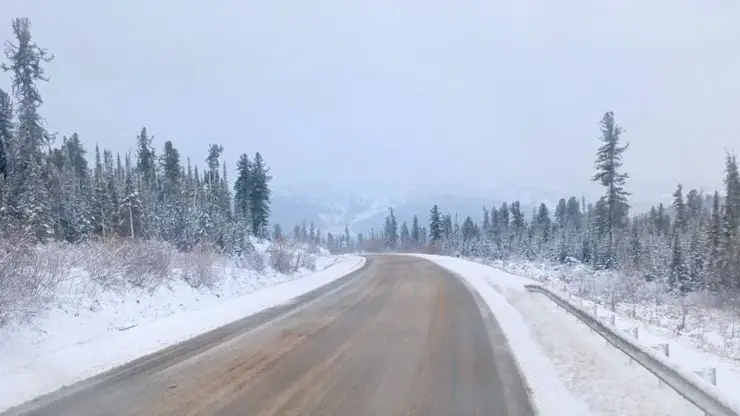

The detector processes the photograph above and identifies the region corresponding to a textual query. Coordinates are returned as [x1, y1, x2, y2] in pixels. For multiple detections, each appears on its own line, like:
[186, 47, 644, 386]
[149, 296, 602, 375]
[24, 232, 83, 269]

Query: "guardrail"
[524, 284, 740, 416]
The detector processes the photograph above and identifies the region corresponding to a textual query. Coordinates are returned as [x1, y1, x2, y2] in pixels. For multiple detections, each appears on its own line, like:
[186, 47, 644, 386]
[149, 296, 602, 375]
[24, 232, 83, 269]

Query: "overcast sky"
[2, 0, 739, 202]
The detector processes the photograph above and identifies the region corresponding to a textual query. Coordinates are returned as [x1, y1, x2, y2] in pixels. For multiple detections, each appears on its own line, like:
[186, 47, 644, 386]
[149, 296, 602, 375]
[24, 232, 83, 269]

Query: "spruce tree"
[293, 224, 301, 241]
[707, 190, 722, 287]
[399, 221, 410, 250]
[592, 111, 630, 268]
[2, 17, 55, 240]
[429, 205, 443, 243]
[411, 214, 420, 248]
[92, 144, 107, 236]
[272, 223, 283, 241]
[672, 184, 687, 234]
[248, 152, 271, 238]
[234, 153, 251, 227]
[669, 232, 690, 293]
[482, 207, 490, 235]
[442, 214, 453, 242]
[461, 216, 477, 255]
[344, 224, 352, 251]
[0, 88, 11, 179]
[136, 127, 156, 185]
[384, 207, 398, 249]
[119, 155, 142, 239]
[160, 140, 184, 244]
[720, 153, 740, 289]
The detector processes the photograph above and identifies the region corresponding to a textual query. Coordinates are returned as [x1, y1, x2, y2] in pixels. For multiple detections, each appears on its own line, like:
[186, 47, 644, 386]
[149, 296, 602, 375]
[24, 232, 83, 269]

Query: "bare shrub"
[118, 240, 174, 290]
[243, 247, 267, 273]
[269, 240, 296, 274]
[81, 238, 176, 291]
[177, 244, 220, 289]
[298, 251, 317, 272]
[80, 238, 128, 291]
[0, 234, 71, 327]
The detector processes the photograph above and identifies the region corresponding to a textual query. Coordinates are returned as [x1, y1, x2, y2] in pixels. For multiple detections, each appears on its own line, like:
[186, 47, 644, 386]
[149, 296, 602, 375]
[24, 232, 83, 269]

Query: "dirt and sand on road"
[3, 255, 533, 416]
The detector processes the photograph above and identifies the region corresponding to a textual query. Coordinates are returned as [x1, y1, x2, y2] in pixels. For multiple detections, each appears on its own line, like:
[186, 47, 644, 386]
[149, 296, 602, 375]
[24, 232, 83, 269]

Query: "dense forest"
[322, 112, 740, 297]
[0, 17, 272, 254]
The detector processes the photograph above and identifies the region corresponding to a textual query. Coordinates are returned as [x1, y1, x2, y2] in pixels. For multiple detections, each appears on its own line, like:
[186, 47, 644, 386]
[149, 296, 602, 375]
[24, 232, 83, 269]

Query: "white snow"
[511, 290, 702, 416]
[409, 254, 590, 416]
[490, 259, 740, 411]
[0, 254, 365, 412]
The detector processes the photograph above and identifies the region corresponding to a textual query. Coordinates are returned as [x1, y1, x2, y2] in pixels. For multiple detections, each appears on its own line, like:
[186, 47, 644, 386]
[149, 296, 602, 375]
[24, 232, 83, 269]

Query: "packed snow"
[511, 289, 702, 415]
[490, 259, 740, 411]
[0, 249, 365, 412]
[414, 254, 726, 416]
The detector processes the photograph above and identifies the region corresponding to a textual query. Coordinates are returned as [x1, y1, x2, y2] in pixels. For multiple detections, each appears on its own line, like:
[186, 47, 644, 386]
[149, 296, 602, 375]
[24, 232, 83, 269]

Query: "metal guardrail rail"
[524, 284, 740, 416]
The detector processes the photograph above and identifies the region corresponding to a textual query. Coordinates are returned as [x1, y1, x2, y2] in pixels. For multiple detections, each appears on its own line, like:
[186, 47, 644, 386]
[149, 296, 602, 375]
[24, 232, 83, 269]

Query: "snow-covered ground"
[415, 254, 719, 416]
[0, 247, 365, 412]
[489, 259, 740, 411]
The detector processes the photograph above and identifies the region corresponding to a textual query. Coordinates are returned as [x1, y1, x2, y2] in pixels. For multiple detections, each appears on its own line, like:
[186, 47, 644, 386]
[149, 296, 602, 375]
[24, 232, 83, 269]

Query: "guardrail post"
[655, 343, 669, 387]
[628, 327, 638, 364]
[708, 367, 716, 386]
[704, 367, 717, 416]
[610, 314, 616, 326]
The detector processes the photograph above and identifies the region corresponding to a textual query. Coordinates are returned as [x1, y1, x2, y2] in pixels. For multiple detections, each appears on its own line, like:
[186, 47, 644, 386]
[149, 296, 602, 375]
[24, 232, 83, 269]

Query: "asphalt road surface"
[4, 255, 534, 416]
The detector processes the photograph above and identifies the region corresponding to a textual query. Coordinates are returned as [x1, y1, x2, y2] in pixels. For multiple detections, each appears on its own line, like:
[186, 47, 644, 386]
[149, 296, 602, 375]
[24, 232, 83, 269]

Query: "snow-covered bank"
[484, 258, 740, 409]
[409, 254, 590, 416]
[512, 289, 703, 416]
[0, 249, 365, 411]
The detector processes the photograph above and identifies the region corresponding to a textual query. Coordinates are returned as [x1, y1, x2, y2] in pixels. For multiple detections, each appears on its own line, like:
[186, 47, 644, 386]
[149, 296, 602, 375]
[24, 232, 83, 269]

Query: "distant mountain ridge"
[269, 184, 564, 235]
[270, 183, 678, 236]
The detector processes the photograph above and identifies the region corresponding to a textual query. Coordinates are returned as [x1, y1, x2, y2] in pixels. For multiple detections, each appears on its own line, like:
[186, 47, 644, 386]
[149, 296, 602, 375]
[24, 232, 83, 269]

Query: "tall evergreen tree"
[707, 190, 722, 287]
[248, 152, 271, 238]
[2, 17, 55, 240]
[160, 140, 184, 244]
[429, 205, 444, 243]
[233, 153, 251, 223]
[384, 207, 398, 249]
[0, 88, 11, 180]
[669, 232, 690, 293]
[592, 111, 630, 267]
[399, 220, 410, 250]
[672, 184, 687, 234]
[720, 153, 740, 289]
[411, 214, 421, 248]
[119, 155, 142, 239]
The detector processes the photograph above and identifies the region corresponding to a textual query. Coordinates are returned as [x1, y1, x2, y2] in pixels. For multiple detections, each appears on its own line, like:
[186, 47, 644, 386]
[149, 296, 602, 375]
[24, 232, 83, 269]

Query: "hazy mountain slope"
[270, 184, 669, 236]
[271, 190, 516, 235]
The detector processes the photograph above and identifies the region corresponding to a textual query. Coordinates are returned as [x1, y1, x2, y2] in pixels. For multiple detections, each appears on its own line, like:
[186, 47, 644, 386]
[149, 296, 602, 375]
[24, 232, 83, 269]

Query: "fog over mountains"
[270, 182, 678, 235]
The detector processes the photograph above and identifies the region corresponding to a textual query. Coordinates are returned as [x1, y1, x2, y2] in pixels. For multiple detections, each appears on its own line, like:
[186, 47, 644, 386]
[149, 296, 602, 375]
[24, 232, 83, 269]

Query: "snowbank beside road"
[489, 258, 740, 409]
[409, 254, 589, 416]
[0, 254, 365, 411]
[513, 289, 703, 416]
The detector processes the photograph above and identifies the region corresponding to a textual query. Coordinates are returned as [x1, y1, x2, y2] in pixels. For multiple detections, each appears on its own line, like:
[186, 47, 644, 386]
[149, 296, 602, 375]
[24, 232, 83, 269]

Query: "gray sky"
[2, 0, 739, 203]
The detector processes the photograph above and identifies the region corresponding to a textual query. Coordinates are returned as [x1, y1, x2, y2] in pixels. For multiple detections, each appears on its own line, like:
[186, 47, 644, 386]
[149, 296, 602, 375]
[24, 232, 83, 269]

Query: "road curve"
[3, 255, 534, 416]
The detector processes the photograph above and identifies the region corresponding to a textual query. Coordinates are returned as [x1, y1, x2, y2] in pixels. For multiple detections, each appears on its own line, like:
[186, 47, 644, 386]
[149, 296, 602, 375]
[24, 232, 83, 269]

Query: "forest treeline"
[0, 18, 272, 254]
